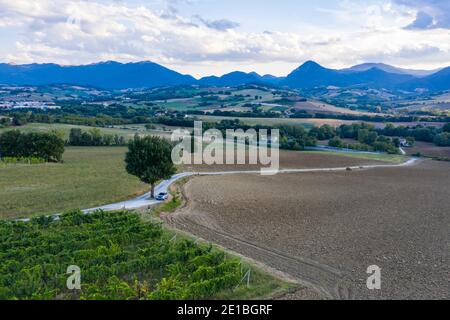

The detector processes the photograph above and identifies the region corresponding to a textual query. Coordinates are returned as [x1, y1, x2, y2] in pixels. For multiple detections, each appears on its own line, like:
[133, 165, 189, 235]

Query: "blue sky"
[0, 0, 449, 77]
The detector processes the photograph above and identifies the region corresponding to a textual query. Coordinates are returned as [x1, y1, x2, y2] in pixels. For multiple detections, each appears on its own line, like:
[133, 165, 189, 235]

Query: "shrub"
[0, 156, 46, 165]
[433, 133, 450, 147]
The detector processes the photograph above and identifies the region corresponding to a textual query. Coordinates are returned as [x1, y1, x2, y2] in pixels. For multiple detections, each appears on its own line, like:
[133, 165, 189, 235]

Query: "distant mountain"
[401, 67, 450, 91]
[198, 71, 285, 87]
[346, 63, 440, 77]
[282, 61, 415, 89]
[0, 60, 448, 92]
[260, 74, 285, 85]
[199, 71, 264, 87]
[282, 61, 352, 88]
[0, 61, 196, 89]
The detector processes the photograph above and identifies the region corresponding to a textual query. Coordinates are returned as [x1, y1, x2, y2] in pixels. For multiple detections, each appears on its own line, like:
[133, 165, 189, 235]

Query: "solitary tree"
[125, 136, 176, 198]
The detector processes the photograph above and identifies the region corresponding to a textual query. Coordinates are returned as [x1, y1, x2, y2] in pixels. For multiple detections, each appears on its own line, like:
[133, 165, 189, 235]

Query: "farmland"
[166, 159, 450, 299]
[0, 147, 148, 219]
[293, 100, 379, 116]
[0, 210, 288, 300]
[0, 123, 175, 140]
[196, 115, 447, 129]
[404, 141, 450, 158]
[0, 82, 449, 301]
[0, 143, 401, 220]
[181, 149, 404, 173]
[197, 115, 351, 128]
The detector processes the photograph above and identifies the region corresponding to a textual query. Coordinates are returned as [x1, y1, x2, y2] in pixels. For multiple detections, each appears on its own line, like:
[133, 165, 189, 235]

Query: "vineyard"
[0, 210, 265, 300]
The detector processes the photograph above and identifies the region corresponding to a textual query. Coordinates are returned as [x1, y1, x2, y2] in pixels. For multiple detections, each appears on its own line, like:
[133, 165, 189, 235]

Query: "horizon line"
[1, 59, 447, 79]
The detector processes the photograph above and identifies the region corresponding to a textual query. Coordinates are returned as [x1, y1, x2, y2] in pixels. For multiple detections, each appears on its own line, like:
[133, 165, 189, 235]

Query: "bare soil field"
[166, 160, 449, 300]
[405, 141, 450, 158]
[181, 149, 388, 173]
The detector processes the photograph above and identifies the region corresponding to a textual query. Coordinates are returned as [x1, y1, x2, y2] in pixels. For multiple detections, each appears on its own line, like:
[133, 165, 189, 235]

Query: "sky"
[0, 0, 449, 78]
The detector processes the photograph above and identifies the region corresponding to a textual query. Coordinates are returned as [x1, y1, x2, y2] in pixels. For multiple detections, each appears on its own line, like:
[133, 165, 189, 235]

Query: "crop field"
[0, 123, 173, 140]
[0, 147, 148, 220]
[166, 160, 450, 299]
[197, 115, 366, 128]
[294, 100, 377, 116]
[196, 115, 448, 129]
[154, 99, 206, 111]
[149, 87, 282, 112]
[0, 210, 287, 300]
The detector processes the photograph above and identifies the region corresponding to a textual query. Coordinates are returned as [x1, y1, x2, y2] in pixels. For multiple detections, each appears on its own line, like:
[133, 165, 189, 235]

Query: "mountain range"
[0, 60, 449, 92]
[0, 61, 196, 89]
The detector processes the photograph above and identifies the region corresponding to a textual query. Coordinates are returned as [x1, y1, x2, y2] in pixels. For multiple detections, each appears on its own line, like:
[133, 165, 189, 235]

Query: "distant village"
[0, 101, 61, 110]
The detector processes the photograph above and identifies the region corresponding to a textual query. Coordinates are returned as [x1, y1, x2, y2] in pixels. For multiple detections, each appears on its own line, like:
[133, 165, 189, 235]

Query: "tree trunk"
[151, 184, 155, 199]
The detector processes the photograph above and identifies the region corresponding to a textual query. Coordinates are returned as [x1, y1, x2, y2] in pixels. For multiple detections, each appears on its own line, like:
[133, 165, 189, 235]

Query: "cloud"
[203, 18, 240, 31]
[0, 0, 448, 77]
[394, 0, 450, 29]
[194, 15, 240, 31]
[405, 11, 434, 29]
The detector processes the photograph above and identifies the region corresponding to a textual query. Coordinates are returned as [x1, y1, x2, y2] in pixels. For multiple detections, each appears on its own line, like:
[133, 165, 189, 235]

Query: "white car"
[155, 192, 168, 201]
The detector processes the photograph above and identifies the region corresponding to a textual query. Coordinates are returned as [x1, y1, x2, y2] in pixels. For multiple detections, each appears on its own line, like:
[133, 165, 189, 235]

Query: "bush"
[433, 133, 450, 147]
[329, 137, 344, 148]
[0, 156, 46, 165]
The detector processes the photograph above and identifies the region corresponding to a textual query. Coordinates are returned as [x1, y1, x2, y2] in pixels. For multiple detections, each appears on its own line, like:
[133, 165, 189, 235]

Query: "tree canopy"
[0, 130, 65, 162]
[125, 136, 176, 198]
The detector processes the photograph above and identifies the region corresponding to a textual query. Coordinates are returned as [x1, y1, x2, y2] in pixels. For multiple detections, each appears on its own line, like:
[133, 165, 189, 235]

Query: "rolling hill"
[400, 67, 450, 91]
[0, 61, 196, 89]
[198, 71, 263, 87]
[345, 63, 441, 77]
[281, 61, 415, 89]
[0, 60, 448, 92]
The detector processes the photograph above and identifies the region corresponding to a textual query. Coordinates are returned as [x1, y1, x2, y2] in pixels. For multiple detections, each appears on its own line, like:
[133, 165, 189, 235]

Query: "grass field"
[196, 115, 359, 128]
[294, 100, 377, 116]
[302, 151, 407, 163]
[0, 123, 173, 140]
[0, 147, 148, 220]
[195, 115, 445, 129]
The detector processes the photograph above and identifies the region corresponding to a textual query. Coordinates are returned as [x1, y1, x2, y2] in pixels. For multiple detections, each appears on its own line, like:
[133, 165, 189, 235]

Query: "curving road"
[83, 157, 419, 213]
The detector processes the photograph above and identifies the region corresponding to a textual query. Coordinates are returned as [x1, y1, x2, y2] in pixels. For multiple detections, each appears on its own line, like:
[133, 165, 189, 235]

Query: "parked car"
[155, 192, 168, 201]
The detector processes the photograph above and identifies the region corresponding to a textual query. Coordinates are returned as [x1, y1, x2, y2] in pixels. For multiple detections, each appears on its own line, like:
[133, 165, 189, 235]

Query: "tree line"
[185, 109, 450, 124]
[0, 130, 65, 162]
[68, 128, 126, 146]
[378, 123, 450, 147]
[291, 110, 450, 123]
